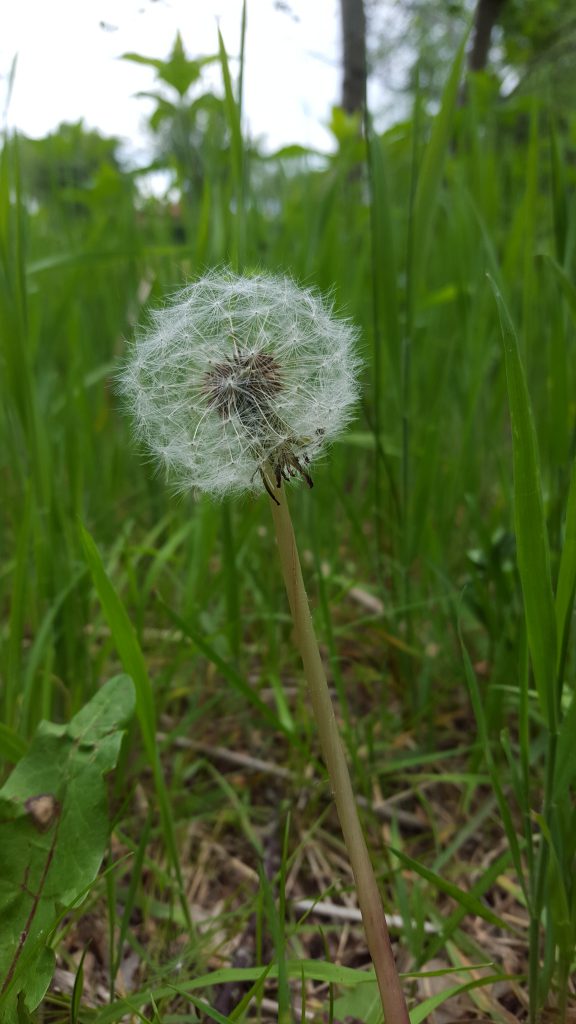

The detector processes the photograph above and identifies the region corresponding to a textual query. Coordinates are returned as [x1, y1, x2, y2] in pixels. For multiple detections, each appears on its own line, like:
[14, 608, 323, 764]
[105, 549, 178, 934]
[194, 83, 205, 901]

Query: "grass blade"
[555, 456, 576, 681]
[79, 523, 192, 930]
[157, 595, 292, 738]
[489, 277, 557, 727]
[366, 117, 400, 393]
[458, 616, 528, 902]
[388, 846, 513, 933]
[0, 723, 27, 764]
[218, 24, 245, 267]
[410, 31, 468, 302]
[540, 252, 576, 326]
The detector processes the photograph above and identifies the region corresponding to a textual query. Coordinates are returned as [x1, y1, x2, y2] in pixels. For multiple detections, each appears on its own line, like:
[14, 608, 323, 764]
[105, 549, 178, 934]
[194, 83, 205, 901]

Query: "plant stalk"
[269, 476, 410, 1024]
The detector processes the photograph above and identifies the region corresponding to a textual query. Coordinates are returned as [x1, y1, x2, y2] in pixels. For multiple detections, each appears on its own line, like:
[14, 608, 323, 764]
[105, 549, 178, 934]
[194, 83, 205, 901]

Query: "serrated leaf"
[0, 675, 134, 1018]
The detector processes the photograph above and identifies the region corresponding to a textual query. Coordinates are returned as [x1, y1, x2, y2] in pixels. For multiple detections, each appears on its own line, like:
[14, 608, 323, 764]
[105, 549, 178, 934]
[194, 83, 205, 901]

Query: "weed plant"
[1, 25, 575, 1024]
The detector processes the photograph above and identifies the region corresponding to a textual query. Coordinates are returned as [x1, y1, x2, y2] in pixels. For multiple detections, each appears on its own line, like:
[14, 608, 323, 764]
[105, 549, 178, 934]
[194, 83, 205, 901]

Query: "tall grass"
[1, 29, 575, 1022]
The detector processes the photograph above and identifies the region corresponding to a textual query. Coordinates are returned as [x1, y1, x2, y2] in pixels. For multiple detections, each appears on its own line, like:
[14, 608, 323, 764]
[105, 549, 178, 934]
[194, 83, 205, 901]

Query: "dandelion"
[120, 269, 409, 1024]
[118, 268, 362, 500]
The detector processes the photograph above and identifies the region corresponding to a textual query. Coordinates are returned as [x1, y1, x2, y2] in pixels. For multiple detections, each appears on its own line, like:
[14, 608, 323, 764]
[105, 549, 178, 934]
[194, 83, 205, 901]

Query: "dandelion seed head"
[118, 268, 361, 498]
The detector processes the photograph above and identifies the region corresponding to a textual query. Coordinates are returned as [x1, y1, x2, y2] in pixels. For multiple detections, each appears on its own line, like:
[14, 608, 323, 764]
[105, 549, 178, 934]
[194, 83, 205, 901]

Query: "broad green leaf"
[489, 278, 557, 727]
[0, 675, 134, 1019]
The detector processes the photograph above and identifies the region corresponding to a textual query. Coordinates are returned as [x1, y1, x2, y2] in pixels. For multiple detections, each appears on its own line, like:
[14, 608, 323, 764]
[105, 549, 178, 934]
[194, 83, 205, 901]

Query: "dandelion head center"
[118, 268, 362, 499]
[203, 350, 283, 422]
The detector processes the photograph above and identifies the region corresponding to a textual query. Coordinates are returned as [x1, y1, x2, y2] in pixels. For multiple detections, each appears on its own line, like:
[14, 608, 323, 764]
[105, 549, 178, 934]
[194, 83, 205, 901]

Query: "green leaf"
[388, 846, 512, 932]
[555, 457, 576, 680]
[366, 118, 400, 393]
[70, 944, 90, 1024]
[458, 619, 529, 904]
[0, 675, 134, 1018]
[0, 723, 27, 765]
[539, 253, 576, 326]
[409, 973, 513, 1024]
[261, 143, 323, 161]
[333, 982, 382, 1023]
[80, 960, 506, 1024]
[158, 597, 289, 737]
[218, 29, 242, 166]
[122, 37, 218, 98]
[489, 277, 557, 727]
[554, 689, 576, 795]
[79, 523, 192, 930]
[410, 30, 469, 301]
[5, 485, 32, 727]
[79, 524, 157, 757]
[217, 28, 245, 266]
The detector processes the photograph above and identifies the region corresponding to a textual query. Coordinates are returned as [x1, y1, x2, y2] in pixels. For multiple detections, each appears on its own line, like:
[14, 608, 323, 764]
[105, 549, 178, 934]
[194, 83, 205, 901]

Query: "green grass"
[0, 31, 575, 1024]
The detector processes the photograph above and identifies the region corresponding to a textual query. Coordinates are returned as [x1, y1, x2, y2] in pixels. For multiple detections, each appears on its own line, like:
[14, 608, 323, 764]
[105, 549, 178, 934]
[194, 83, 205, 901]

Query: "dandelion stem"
[269, 474, 410, 1024]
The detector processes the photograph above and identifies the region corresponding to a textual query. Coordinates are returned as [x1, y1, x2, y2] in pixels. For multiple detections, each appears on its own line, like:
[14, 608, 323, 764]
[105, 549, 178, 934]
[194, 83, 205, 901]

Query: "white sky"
[1, 0, 343, 159]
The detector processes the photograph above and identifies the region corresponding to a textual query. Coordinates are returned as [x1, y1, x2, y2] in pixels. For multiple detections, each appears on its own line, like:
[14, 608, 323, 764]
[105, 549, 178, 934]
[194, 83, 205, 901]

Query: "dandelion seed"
[118, 268, 361, 499]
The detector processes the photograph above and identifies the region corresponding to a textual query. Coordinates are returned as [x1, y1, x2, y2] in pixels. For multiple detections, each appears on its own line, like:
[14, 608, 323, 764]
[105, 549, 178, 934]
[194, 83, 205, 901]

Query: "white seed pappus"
[118, 269, 362, 499]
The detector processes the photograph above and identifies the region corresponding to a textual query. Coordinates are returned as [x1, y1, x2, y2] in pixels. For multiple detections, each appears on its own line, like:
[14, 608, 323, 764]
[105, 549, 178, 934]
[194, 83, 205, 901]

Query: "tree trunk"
[340, 0, 367, 115]
[469, 0, 507, 72]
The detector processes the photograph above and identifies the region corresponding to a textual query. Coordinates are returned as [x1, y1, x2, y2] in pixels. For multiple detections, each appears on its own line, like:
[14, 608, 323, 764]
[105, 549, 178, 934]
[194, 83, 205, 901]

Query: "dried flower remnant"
[118, 269, 361, 499]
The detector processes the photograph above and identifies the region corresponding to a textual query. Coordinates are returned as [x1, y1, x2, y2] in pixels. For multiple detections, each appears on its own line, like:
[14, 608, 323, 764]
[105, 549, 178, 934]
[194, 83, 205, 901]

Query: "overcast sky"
[1, 0, 344, 158]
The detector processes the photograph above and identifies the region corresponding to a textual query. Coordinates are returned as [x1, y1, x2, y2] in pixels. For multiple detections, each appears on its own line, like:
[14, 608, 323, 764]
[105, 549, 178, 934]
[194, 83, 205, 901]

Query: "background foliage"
[1, 6, 575, 1021]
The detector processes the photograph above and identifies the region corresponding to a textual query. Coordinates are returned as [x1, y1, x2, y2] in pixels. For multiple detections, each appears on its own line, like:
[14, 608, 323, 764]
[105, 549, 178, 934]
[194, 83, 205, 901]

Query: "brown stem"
[468, 0, 506, 72]
[268, 475, 410, 1024]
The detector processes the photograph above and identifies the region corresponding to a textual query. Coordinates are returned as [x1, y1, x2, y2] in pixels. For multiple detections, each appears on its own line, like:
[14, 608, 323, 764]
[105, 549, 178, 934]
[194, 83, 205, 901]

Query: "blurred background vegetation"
[1, 0, 575, 1020]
